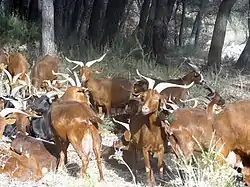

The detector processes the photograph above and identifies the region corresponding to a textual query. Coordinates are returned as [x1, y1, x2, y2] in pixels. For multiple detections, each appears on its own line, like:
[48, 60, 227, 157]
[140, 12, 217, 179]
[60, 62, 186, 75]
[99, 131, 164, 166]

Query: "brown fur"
[0, 149, 42, 181]
[7, 52, 28, 80]
[119, 89, 167, 186]
[60, 86, 90, 105]
[165, 92, 224, 160]
[212, 100, 250, 185]
[0, 132, 58, 181]
[31, 55, 59, 90]
[80, 67, 134, 116]
[50, 100, 104, 181]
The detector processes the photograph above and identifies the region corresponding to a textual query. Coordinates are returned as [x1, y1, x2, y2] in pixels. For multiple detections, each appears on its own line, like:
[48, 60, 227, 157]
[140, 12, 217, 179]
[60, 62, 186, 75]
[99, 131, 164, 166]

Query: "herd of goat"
[0, 48, 250, 186]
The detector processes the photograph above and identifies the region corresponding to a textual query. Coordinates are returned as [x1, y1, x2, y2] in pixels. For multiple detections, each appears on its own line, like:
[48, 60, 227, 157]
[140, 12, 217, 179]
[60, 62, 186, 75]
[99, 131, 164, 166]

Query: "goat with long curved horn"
[0, 108, 31, 117]
[136, 69, 155, 89]
[154, 81, 194, 93]
[12, 73, 22, 85]
[52, 70, 76, 86]
[112, 118, 130, 131]
[65, 57, 85, 67]
[185, 58, 201, 73]
[73, 71, 81, 87]
[11, 85, 26, 97]
[85, 52, 107, 67]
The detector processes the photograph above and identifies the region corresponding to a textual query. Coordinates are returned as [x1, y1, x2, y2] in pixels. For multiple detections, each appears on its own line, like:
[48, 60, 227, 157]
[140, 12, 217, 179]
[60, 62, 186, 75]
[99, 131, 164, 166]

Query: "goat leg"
[157, 147, 164, 180]
[142, 149, 155, 187]
[92, 129, 104, 182]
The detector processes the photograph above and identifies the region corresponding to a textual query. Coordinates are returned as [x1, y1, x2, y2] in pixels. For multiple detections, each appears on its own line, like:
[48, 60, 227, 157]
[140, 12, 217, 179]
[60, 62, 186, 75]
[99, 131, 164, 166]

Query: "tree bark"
[69, 0, 85, 38]
[28, 0, 41, 22]
[143, 0, 156, 54]
[88, 0, 106, 46]
[41, 0, 56, 56]
[136, 0, 151, 41]
[235, 0, 250, 71]
[207, 0, 237, 71]
[119, 0, 135, 35]
[77, 0, 94, 40]
[194, 0, 205, 46]
[174, 0, 180, 47]
[54, 0, 65, 42]
[153, 0, 168, 63]
[101, 0, 129, 46]
[178, 0, 186, 47]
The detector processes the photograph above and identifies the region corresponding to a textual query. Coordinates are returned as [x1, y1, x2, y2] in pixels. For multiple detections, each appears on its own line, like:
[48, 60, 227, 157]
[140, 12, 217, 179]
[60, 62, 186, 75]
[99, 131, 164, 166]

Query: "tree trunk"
[153, 0, 168, 64]
[100, 0, 129, 46]
[174, 0, 179, 47]
[68, 0, 85, 38]
[41, 0, 56, 56]
[119, 0, 135, 35]
[178, 0, 185, 47]
[88, 0, 106, 46]
[194, 0, 205, 46]
[143, 0, 156, 54]
[0, 0, 13, 14]
[207, 0, 237, 71]
[137, 0, 151, 41]
[77, 0, 94, 40]
[54, 0, 65, 42]
[28, 0, 41, 22]
[235, 0, 250, 71]
[166, 0, 176, 23]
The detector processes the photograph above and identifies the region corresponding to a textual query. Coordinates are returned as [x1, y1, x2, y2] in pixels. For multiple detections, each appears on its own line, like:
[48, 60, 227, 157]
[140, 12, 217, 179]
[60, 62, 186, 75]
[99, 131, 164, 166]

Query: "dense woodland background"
[0, 0, 249, 74]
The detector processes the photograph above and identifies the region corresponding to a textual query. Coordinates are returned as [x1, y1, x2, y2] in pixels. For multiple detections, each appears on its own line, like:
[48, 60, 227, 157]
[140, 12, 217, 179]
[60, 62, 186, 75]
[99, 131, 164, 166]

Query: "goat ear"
[4, 118, 16, 125]
[123, 130, 131, 142]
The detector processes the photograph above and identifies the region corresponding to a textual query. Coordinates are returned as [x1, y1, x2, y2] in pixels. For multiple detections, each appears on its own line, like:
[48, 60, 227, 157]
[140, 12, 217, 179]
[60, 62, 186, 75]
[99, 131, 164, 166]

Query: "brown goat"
[0, 132, 58, 181]
[65, 54, 136, 116]
[113, 70, 195, 186]
[0, 148, 41, 181]
[50, 100, 104, 181]
[212, 99, 250, 185]
[6, 52, 28, 81]
[163, 88, 225, 160]
[60, 86, 90, 105]
[31, 55, 59, 91]
[134, 59, 205, 106]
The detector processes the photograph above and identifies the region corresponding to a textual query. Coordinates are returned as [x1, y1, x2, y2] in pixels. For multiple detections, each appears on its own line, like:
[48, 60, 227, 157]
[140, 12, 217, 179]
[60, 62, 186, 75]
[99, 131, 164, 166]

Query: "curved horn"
[136, 69, 155, 89]
[0, 108, 30, 117]
[45, 91, 59, 98]
[204, 84, 215, 93]
[73, 71, 81, 87]
[52, 71, 76, 86]
[186, 58, 200, 73]
[3, 68, 12, 83]
[3, 82, 11, 95]
[25, 73, 31, 94]
[1, 96, 23, 109]
[154, 81, 194, 93]
[180, 98, 199, 108]
[112, 118, 130, 131]
[12, 73, 22, 84]
[43, 80, 61, 92]
[11, 85, 25, 97]
[85, 53, 107, 67]
[65, 57, 85, 67]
